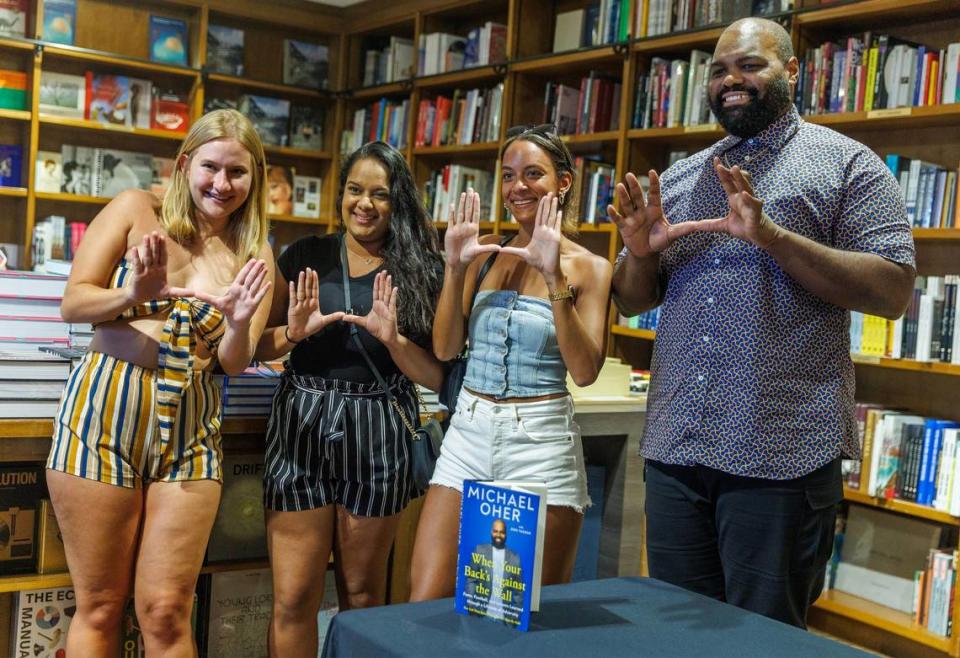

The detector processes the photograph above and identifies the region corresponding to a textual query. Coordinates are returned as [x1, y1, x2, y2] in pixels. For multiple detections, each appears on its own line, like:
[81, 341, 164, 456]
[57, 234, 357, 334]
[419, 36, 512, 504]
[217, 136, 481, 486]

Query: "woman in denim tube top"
[46, 109, 274, 656]
[410, 125, 614, 600]
[254, 141, 444, 657]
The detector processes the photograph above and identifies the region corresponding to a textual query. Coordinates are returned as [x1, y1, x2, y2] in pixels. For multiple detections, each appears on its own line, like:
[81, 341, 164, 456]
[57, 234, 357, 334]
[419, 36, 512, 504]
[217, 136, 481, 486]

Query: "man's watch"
[548, 285, 575, 302]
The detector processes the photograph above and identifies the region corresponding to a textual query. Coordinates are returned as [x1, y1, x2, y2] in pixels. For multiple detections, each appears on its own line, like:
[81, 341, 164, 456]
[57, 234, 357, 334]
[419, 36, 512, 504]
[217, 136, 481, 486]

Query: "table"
[322, 577, 870, 658]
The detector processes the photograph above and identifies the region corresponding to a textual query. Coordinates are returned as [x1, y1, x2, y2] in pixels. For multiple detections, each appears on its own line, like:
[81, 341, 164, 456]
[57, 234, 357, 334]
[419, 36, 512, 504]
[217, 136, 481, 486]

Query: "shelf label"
[684, 123, 719, 133]
[866, 107, 912, 120]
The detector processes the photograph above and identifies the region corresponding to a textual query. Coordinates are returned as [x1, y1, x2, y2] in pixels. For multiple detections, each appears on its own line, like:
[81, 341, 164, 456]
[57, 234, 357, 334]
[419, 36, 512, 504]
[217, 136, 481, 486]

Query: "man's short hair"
[727, 17, 794, 64]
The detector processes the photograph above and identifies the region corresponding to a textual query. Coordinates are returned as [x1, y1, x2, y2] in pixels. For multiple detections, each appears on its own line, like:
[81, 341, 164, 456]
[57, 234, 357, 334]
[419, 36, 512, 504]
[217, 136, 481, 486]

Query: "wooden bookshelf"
[628, 124, 726, 142]
[414, 65, 503, 90]
[34, 191, 110, 205]
[262, 144, 332, 161]
[0, 36, 36, 52]
[812, 589, 954, 654]
[349, 81, 408, 100]
[40, 43, 201, 79]
[0, 416, 266, 439]
[793, 0, 959, 28]
[0, 572, 73, 595]
[510, 46, 621, 75]
[0, 108, 30, 122]
[632, 27, 725, 54]
[806, 104, 960, 132]
[0, 186, 28, 198]
[851, 354, 960, 377]
[914, 229, 960, 241]
[205, 72, 330, 99]
[413, 142, 500, 156]
[270, 212, 328, 226]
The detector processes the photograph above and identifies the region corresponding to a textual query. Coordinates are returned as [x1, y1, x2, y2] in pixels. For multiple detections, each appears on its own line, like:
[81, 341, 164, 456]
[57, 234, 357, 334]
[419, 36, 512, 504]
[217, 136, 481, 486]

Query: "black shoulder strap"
[340, 234, 395, 403]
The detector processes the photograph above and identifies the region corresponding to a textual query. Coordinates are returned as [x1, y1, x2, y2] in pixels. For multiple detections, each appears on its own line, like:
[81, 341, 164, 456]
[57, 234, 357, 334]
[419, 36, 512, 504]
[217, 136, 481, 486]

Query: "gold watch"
[549, 285, 574, 302]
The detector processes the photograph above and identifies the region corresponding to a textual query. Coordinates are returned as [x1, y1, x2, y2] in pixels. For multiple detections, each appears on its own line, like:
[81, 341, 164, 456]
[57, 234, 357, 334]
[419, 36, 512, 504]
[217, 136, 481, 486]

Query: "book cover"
[204, 96, 238, 114]
[151, 88, 190, 132]
[34, 150, 62, 193]
[454, 480, 547, 631]
[205, 568, 273, 657]
[283, 39, 329, 89]
[95, 148, 153, 198]
[292, 174, 321, 219]
[206, 453, 268, 563]
[36, 498, 66, 574]
[149, 15, 189, 66]
[288, 104, 325, 151]
[60, 145, 94, 196]
[266, 165, 294, 215]
[86, 73, 150, 128]
[0, 68, 26, 110]
[207, 24, 244, 76]
[238, 94, 290, 147]
[0, 144, 21, 187]
[42, 0, 76, 45]
[0, 463, 44, 574]
[38, 71, 85, 118]
[11, 586, 76, 654]
[151, 156, 175, 199]
[0, 0, 27, 38]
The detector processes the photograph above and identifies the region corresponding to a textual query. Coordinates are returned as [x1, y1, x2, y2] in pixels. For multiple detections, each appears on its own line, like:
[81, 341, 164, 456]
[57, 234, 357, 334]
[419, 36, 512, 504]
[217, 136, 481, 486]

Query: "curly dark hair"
[337, 141, 443, 346]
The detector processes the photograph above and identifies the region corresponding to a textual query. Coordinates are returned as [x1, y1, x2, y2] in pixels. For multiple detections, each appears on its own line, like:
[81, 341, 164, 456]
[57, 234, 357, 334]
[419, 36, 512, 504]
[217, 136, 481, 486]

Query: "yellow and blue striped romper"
[47, 261, 227, 488]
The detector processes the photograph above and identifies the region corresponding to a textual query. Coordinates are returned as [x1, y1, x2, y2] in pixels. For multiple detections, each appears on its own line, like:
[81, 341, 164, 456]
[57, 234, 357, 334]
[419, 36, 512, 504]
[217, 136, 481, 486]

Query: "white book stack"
[0, 270, 69, 355]
[0, 348, 71, 418]
[221, 362, 282, 417]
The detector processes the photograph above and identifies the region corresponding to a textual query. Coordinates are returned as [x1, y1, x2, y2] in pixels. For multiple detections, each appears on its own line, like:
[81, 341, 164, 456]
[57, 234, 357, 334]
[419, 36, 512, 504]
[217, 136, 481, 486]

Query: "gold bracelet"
[549, 285, 574, 302]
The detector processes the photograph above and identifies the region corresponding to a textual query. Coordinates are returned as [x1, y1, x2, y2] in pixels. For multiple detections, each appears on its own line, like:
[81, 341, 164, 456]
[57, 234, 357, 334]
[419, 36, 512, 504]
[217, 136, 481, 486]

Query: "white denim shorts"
[430, 388, 590, 512]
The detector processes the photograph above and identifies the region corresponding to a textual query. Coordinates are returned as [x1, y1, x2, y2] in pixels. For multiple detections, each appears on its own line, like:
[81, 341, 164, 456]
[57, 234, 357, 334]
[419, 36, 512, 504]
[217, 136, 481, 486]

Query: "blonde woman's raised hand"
[343, 271, 399, 346]
[443, 188, 500, 271]
[126, 232, 194, 304]
[286, 268, 345, 343]
[609, 171, 697, 258]
[500, 193, 563, 281]
[192, 258, 272, 327]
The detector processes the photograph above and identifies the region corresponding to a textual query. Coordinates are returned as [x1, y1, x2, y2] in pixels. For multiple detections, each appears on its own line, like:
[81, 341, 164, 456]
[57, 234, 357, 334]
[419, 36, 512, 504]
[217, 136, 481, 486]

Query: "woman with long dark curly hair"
[255, 141, 444, 657]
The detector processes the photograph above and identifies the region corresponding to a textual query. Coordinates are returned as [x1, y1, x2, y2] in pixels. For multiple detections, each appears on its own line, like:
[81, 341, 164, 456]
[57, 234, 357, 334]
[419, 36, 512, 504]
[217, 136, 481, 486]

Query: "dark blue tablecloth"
[321, 577, 869, 658]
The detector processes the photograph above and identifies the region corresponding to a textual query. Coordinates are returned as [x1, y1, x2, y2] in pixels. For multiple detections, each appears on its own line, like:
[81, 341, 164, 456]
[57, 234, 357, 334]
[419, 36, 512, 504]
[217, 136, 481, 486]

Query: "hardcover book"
[0, 0, 27, 38]
[0, 144, 21, 187]
[85, 73, 152, 129]
[0, 68, 26, 110]
[454, 480, 547, 631]
[95, 148, 153, 198]
[239, 94, 290, 147]
[151, 156, 175, 199]
[38, 71, 86, 118]
[204, 96, 237, 114]
[151, 88, 190, 132]
[149, 15, 189, 66]
[42, 0, 76, 45]
[206, 453, 268, 563]
[204, 568, 273, 657]
[60, 145, 94, 196]
[289, 104, 325, 151]
[11, 586, 75, 655]
[34, 151, 62, 194]
[0, 463, 44, 574]
[207, 24, 244, 76]
[36, 499, 66, 574]
[283, 39, 329, 89]
[267, 165, 294, 215]
[292, 174, 321, 219]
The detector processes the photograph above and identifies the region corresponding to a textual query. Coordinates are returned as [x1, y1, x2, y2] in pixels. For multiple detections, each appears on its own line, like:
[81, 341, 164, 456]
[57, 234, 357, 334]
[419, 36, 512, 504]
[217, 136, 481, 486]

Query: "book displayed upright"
[11, 586, 75, 655]
[207, 24, 245, 76]
[85, 73, 152, 129]
[0, 144, 21, 187]
[283, 39, 329, 89]
[202, 568, 273, 657]
[0, 0, 27, 38]
[38, 71, 86, 118]
[0, 463, 44, 574]
[267, 165, 294, 215]
[239, 94, 290, 147]
[42, 0, 77, 45]
[206, 453, 268, 563]
[0, 68, 26, 110]
[34, 150, 62, 194]
[293, 174, 321, 219]
[149, 15, 189, 66]
[455, 480, 547, 631]
[289, 105, 325, 151]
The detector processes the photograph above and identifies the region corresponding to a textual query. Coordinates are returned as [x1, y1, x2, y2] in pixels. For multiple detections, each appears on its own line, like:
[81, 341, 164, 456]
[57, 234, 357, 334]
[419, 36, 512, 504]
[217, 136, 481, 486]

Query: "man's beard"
[492, 536, 506, 549]
[709, 77, 793, 138]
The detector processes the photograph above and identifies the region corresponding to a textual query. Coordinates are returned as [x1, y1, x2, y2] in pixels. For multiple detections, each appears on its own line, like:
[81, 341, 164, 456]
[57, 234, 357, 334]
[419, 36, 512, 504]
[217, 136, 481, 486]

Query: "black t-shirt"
[278, 234, 399, 383]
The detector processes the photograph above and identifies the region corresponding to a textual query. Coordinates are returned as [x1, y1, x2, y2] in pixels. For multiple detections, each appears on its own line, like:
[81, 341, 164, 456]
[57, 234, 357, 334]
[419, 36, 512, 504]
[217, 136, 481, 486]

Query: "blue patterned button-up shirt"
[621, 106, 915, 479]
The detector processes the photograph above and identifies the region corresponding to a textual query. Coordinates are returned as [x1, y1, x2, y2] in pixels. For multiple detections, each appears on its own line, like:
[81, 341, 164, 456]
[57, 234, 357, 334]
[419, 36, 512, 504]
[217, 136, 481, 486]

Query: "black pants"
[644, 458, 843, 628]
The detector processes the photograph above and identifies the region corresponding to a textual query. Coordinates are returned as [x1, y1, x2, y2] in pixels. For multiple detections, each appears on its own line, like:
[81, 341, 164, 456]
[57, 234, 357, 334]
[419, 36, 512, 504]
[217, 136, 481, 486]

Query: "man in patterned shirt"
[610, 17, 915, 627]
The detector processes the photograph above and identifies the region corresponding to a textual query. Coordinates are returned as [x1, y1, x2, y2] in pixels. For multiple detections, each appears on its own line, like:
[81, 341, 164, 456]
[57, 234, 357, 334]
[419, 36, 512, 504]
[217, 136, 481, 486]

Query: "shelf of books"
[37, 114, 187, 140]
[611, 324, 657, 341]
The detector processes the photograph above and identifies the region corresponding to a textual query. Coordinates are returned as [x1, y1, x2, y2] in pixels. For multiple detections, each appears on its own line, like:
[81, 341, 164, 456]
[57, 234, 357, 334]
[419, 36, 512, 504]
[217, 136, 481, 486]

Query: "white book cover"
[944, 43, 960, 104]
[390, 36, 415, 81]
[292, 174, 322, 219]
[0, 315, 69, 341]
[38, 71, 85, 118]
[0, 398, 61, 418]
[0, 271, 67, 298]
[0, 349, 70, 380]
[915, 293, 934, 361]
[0, 379, 65, 399]
[553, 9, 585, 52]
[34, 151, 62, 194]
[12, 587, 76, 655]
[207, 568, 272, 657]
[934, 428, 956, 511]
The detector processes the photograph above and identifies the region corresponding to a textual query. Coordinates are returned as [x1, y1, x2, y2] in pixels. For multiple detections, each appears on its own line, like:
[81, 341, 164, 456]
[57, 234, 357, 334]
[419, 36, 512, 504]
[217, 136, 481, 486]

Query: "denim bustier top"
[461, 290, 567, 399]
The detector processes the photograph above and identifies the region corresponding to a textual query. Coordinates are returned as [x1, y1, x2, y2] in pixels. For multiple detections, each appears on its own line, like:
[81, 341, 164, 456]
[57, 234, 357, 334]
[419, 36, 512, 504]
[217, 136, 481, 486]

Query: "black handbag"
[437, 235, 512, 422]
[340, 236, 441, 490]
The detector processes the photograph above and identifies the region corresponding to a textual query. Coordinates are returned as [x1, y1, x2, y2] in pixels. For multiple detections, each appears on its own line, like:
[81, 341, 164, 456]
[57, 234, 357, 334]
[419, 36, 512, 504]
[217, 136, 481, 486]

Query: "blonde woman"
[47, 109, 274, 657]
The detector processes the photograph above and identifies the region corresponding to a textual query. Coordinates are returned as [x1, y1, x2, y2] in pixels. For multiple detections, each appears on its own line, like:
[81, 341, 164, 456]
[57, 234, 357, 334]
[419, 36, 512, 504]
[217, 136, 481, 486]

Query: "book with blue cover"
[0, 144, 21, 187]
[42, 0, 77, 45]
[149, 15, 189, 67]
[454, 480, 546, 631]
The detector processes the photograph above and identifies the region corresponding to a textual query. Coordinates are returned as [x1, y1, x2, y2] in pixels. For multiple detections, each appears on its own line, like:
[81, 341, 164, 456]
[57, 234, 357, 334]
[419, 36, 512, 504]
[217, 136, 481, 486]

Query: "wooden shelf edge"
[349, 81, 408, 100]
[0, 416, 267, 439]
[262, 145, 332, 160]
[35, 191, 110, 205]
[0, 36, 36, 52]
[813, 590, 954, 653]
[914, 228, 960, 240]
[852, 355, 960, 376]
[0, 572, 73, 594]
[632, 26, 725, 53]
[270, 213, 326, 225]
[510, 46, 619, 74]
[42, 43, 200, 78]
[0, 186, 28, 197]
[843, 486, 960, 525]
[794, 0, 957, 26]
[0, 108, 30, 121]
[611, 325, 657, 340]
[205, 73, 331, 99]
[38, 114, 187, 140]
[412, 142, 499, 156]
[414, 65, 501, 90]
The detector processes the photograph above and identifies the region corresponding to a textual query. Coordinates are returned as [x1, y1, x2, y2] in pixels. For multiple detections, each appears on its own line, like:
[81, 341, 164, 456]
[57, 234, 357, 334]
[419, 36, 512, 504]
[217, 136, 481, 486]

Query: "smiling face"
[707, 21, 798, 138]
[341, 157, 392, 246]
[500, 140, 571, 225]
[491, 519, 507, 549]
[183, 137, 253, 226]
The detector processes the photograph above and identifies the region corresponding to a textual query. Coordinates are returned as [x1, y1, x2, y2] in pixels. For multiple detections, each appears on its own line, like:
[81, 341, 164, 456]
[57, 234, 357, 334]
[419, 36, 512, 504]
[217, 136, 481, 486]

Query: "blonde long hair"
[160, 109, 268, 260]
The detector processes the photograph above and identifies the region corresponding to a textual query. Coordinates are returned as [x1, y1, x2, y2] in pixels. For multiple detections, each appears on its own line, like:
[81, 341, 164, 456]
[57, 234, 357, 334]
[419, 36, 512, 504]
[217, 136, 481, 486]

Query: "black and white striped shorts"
[263, 371, 421, 516]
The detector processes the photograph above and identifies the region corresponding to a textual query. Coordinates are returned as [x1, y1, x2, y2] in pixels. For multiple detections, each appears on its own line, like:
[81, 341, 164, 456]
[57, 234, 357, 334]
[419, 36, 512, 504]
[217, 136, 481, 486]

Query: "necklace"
[720, 123, 800, 170]
[347, 247, 382, 265]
